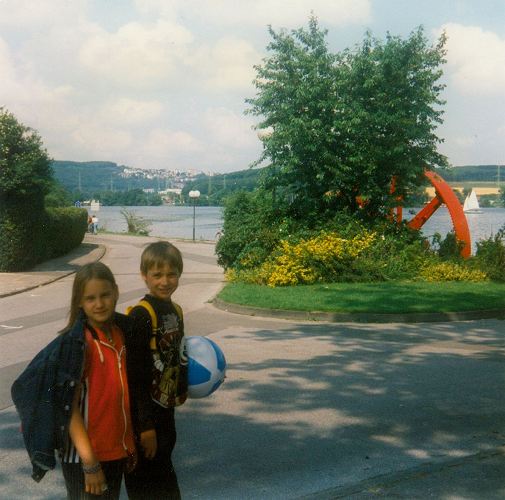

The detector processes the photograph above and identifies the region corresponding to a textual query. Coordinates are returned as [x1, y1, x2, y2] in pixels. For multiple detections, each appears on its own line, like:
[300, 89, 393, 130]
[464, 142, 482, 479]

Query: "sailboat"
[463, 189, 482, 214]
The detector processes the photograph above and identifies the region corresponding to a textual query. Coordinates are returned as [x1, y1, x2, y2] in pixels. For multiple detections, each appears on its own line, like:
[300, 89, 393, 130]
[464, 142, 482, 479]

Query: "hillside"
[182, 168, 262, 205]
[52, 160, 185, 193]
[442, 165, 503, 182]
[52, 161, 502, 203]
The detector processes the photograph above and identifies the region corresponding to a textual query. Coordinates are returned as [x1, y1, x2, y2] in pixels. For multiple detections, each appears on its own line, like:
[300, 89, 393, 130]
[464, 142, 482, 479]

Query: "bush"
[120, 208, 151, 235]
[230, 230, 377, 287]
[0, 205, 86, 271]
[216, 191, 279, 269]
[43, 207, 88, 257]
[474, 227, 505, 281]
[418, 262, 488, 282]
[431, 231, 464, 260]
[0, 200, 46, 271]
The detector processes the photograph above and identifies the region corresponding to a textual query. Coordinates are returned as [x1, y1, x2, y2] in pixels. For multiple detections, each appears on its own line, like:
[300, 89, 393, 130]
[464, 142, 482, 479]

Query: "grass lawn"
[217, 281, 505, 314]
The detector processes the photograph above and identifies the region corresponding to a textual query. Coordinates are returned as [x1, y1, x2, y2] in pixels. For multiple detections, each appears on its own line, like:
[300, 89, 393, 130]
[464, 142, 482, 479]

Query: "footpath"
[1, 233, 505, 499]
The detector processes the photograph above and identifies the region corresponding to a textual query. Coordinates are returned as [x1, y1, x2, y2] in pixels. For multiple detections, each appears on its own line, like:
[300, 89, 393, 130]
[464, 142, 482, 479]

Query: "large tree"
[0, 107, 52, 203]
[247, 18, 448, 221]
[0, 108, 53, 270]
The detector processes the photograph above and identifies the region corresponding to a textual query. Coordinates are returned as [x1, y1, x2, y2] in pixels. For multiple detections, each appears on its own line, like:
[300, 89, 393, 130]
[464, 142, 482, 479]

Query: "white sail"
[463, 189, 482, 213]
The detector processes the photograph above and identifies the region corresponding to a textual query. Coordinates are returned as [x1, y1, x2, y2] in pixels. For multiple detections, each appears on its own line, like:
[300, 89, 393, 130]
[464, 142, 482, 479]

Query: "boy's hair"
[140, 241, 183, 276]
[62, 262, 118, 333]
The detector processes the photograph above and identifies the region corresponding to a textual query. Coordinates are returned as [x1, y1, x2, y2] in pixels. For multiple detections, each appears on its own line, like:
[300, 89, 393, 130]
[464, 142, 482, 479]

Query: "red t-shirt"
[82, 325, 135, 462]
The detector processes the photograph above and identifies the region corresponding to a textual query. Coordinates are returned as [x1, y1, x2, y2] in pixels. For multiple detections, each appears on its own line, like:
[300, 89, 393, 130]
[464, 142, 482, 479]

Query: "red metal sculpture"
[404, 170, 471, 258]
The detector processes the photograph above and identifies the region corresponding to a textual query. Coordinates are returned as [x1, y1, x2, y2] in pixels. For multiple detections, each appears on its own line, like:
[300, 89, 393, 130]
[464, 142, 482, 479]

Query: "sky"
[0, 0, 504, 174]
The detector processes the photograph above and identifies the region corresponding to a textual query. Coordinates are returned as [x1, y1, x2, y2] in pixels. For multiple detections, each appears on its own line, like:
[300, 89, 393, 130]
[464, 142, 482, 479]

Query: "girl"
[60, 262, 156, 498]
[12, 262, 155, 499]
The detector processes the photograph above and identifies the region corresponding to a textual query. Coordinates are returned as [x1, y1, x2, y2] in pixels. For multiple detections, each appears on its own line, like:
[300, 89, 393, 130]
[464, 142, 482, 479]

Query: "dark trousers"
[125, 405, 180, 500]
[61, 459, 125, 500]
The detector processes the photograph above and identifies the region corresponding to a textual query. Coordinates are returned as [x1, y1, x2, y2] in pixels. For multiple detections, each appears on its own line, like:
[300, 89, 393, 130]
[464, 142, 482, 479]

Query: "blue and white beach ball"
[186, 336, 226, 398]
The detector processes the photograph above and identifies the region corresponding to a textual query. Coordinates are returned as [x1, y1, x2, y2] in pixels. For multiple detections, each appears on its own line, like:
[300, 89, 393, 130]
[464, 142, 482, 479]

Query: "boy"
[125, 241, 188, 500]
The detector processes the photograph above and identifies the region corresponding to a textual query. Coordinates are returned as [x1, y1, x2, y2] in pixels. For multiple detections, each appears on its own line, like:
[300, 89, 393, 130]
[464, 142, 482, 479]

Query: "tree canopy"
[247, 18, 448, 221]
[0, 107, 52, 203]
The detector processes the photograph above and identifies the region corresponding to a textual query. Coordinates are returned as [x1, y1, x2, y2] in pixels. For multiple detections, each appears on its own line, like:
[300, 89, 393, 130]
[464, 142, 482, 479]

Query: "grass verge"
[217, 282, 505, 314]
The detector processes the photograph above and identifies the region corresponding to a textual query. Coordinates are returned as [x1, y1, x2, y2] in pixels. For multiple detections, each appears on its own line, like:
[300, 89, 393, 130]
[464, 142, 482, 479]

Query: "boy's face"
[142, 263, 180, 301]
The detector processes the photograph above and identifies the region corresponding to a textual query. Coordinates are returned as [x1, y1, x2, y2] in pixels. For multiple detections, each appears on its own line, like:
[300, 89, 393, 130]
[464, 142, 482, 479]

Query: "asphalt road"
[1, 234, 505, 499]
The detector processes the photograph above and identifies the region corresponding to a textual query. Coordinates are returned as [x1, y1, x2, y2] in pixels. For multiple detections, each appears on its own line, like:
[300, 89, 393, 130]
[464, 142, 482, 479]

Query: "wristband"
[82, 462, 102, 474]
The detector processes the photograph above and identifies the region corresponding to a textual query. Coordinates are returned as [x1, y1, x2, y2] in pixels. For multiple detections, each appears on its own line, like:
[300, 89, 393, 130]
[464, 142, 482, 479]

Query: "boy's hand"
[140, 429, 157, 459]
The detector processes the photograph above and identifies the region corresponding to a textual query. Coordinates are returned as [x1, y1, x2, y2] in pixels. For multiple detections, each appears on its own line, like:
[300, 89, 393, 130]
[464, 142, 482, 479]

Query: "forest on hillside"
[52, 161, 503, 206]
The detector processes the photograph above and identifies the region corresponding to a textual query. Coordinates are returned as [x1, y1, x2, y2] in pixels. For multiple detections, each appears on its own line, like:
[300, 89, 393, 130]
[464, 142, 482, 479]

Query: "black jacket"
[11, 311, 153, 482]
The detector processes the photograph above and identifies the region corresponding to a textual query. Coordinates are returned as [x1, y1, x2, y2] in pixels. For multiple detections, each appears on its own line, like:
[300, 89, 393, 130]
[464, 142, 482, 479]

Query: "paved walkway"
[1, 233, 505, 499]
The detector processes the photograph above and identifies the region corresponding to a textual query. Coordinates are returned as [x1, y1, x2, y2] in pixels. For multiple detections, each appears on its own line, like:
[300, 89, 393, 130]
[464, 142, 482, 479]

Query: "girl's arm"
[68, 385, 107, 496]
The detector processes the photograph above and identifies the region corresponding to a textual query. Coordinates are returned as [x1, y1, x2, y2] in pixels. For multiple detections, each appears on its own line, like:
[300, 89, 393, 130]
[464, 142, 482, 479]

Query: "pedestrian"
[91, 214, 99, 234]
[11, 262, 155, 499]
[125, 241, 188, 500]
[87, 214, 93, 233]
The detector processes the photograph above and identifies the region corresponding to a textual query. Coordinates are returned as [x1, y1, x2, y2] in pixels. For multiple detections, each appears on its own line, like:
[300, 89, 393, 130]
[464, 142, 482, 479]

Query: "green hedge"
[0, 205, 87, 271]
[43, 207, 88, 258]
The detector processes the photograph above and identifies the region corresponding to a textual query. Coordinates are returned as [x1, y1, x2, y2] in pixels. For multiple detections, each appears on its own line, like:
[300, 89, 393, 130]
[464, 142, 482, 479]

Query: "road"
[1, 234, 505, 499]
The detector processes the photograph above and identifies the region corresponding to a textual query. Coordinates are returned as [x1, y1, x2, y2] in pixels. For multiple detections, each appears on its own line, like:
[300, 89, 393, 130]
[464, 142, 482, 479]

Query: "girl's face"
[79, 278, 118, 330]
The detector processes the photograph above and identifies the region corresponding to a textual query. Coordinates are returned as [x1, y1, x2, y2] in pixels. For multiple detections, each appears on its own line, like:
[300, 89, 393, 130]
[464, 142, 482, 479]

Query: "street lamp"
[189, 190, 200, 241]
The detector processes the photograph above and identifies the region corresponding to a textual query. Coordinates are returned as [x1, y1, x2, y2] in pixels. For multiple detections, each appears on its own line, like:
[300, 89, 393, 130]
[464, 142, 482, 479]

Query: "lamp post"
[189, 190, 200, 241]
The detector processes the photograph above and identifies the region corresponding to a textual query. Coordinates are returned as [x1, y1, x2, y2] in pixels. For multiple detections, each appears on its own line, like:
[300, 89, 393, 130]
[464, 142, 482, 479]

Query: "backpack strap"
[127, 300, 158, 329]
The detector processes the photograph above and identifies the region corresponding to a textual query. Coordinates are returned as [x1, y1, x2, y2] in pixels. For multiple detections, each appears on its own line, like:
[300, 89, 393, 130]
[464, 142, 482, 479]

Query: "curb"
[213, 298, 505, 323]
[0, 244, 106, 299]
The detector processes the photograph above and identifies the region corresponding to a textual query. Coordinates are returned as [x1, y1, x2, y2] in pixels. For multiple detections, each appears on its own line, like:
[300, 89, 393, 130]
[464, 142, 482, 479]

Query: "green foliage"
[418, 261, 487, 282]
[247, 18, 448, 221]
[474, 227, 505, 281]
[0, 108, 55, 271]
[45, 180, 73, 207]
[183, 169, 261, 205]
[443, 165, 503, 182]
[120, 208, 151, 236]
[0, 205, 86, 271]
[228, 224, 434, 286]
[0, 201, 45, 271]
[0, 107, 52, 202]
[215, 191, 279, 269]
[0, 109, 86, 271]
[43, 207, 88, 256]
[431, 231, 464, 260]
[99, 189, 162, 206]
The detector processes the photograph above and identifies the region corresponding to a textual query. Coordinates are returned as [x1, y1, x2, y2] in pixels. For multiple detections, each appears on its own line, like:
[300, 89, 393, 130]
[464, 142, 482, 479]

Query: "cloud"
[0, 0, 87, 28]
[144, 129, 202, 161]
[191, 37, 260, 91]
[440, 23, 505, 95]
[79, 20, 193, 89]
[203, 107, 257, 149]
[99, 98, 164, 126]
[70, 123, 133, 159]
[135, 0, 371, 28]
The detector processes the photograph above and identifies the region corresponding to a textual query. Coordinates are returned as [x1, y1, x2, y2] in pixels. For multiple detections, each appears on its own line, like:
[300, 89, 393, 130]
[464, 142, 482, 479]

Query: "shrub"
[43, 207, 88, 257]
[418, 261, 487, 282]
[0, 201, 46, 271]
[120, 208, 151, 235]
[232, 230, 377, 287]
[431, 231, 464, 260]
[216, 191, 279, 269]
[474, 227, 505, 281]
[0, 205, 86, 271]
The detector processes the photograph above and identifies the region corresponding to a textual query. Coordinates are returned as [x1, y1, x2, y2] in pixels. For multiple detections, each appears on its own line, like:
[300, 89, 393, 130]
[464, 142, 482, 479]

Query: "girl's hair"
[140, 241, 183, 276]
[61, 262, 117, 333]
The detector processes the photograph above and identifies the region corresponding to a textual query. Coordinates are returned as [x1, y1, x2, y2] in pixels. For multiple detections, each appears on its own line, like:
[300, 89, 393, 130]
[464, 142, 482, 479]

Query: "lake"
[94, 205, 505, 252]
